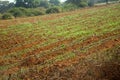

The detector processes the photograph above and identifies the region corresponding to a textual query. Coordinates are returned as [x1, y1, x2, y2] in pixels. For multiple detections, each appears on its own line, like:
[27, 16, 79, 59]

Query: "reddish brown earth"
[1, 30, 120, 77]
[0, 4, 120, 80]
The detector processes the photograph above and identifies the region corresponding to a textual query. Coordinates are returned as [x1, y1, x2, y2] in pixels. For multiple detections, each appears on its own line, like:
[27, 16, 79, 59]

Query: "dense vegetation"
[0, 3, 120, 80]
[0, 0, 119, 19]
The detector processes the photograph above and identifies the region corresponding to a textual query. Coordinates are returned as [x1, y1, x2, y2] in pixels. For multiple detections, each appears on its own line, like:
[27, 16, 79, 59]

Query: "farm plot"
[0, 4, 120, 80]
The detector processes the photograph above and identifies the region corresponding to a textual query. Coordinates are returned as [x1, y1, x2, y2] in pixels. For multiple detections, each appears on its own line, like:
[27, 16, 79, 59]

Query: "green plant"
[79, 1, 88, 7]
[1, 13, 14, 19]
[46, 7, 60, 14]
[8, 7, 46, 17]
[26, 8, 46, 16]
[8, 8, 25, 17]
[31, 9, 45, 16]
[63, 3, 78, 11]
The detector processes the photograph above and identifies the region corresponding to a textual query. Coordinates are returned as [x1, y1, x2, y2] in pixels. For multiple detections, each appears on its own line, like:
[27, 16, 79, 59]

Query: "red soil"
[1, 30, 120, 76]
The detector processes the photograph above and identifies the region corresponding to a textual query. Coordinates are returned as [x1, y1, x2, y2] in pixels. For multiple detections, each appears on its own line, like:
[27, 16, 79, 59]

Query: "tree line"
[0, 0, 119, 19]
[15, 0, 60, 8]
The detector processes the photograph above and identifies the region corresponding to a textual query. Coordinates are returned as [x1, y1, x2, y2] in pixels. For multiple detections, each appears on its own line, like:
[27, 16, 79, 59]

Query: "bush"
[8, 7, 46, 17]
[13, 10, 25, 17]
[17, 7, 28, 15]
[30, 9, 45, 16]
[25, 10, 34, 17]
[8, 8, 25, 17]
[35, 7, 46, 15]
[79, 2, 88, 7]
[26, 8, 45, 16]
[63, 3, 78, 11]
[46, 7, 60, 14]
[1, 13, 14, 20]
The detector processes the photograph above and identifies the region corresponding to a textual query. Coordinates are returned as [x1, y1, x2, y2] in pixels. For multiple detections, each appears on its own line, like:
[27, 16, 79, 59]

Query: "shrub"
[1, 13, 14, 20]
[8, 8, 25, 17]
[13, 10, 25, 17]
[46, 7, 60, 14]
[79, 2, 88, 7]
[8, 7, 46, 17]
[26, 8, 45, 16]
[25, 10, 34, 17]
[31, 9, 45, 16]
[17, 7, 28, 15]
[63, 3, 78, 11]
[35, 7, 46, 15]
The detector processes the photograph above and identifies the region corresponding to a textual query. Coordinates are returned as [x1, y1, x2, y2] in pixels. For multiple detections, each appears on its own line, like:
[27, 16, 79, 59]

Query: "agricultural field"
[0, 3, 120, 80]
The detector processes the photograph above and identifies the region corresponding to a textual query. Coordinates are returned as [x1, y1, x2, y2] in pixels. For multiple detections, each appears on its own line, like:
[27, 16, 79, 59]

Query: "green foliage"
[29, 8, 46, 16]
[15, 0, 50, 8]
[0, 0, 119, 20]
[49, 0, 60, 6]
[65, 0, 80, 5]
[8, 7, 46, 18]
[46, 7, 60, 14]
[79, 1, 88, 7]
[0, 1, 9, 5]
[96, 0, 119, 3]
[1, 13, 14, 19]
[39, 0, 50, 8]
[8, 8, 25, 17]
[66, 0, 89, 7]
[15, 0, 41, 8]
[0, 1, 14, 14]
[63, 3, 78, 11]
[88, 0, 95, 7]
[28, 8, 45, 16]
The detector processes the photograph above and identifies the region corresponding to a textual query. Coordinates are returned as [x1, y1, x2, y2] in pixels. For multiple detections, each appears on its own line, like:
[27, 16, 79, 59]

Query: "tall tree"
[0, 1, 14, 13]
[15, 0, 41, 8]
[65, 0, 88, 7]
[49, 0, 60, 6]
[39, 0, 49, 8]
[65, 0, 80, 6]
[88, 0, 95, 6]
[0, 0, 9, 6]
[15, 0, 25, 7]
[106, 0, 109, 4]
